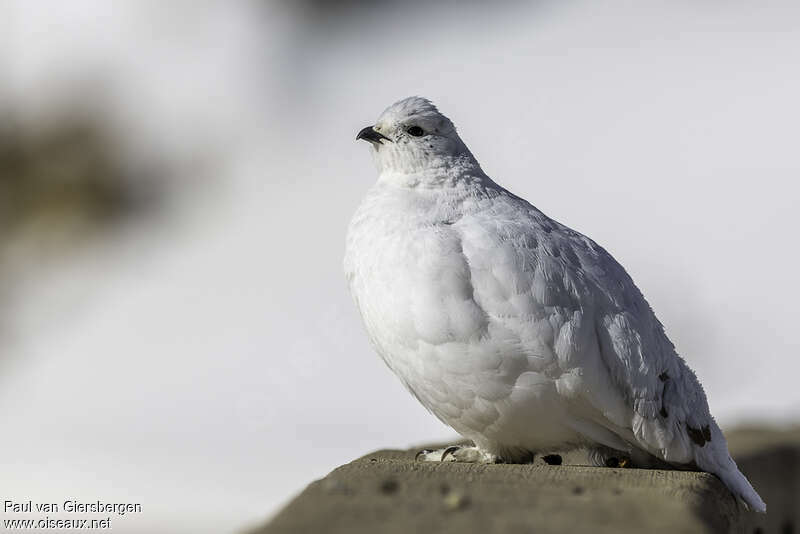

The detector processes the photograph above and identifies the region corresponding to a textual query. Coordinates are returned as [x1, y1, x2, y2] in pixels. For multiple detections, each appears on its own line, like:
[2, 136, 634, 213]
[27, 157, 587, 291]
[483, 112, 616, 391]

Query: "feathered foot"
[415, 445, 501, 463]
[589, 446, 633, 468]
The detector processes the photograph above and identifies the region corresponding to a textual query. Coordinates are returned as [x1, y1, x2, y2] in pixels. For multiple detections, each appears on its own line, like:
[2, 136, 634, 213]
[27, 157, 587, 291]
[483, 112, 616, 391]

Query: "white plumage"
[344, 96, 765, 512]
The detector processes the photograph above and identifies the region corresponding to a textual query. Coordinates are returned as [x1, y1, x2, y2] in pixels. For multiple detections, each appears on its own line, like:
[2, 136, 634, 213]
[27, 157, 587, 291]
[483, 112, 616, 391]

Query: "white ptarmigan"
[344, 96, 765, 512]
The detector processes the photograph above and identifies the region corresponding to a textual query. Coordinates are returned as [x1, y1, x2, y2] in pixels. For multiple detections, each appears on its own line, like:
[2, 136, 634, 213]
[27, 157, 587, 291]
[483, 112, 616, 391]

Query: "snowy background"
[1, 1, 799, 532]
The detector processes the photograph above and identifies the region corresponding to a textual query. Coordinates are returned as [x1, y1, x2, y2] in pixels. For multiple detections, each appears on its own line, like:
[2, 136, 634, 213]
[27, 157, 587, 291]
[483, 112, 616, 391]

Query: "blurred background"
[1, 1, 798, 532]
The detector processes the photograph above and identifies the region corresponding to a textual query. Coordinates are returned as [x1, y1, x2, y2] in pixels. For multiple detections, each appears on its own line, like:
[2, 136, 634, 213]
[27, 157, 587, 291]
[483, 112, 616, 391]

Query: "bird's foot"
[542, 454, 563, 465]
[604, 456, 631, 468]
[415, 445, 501, 464]
[589, 446, 635, 468]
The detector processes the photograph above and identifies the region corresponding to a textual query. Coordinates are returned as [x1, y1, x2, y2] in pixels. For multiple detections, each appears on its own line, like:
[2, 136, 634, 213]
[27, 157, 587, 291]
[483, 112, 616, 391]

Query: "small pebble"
[443, 492, 470, 511]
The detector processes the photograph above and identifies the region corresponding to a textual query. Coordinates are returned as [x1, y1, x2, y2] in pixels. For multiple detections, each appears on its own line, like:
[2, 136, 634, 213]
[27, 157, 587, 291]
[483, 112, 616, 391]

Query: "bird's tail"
[713, 458, 766, 513]
[695, 425, 766, 513]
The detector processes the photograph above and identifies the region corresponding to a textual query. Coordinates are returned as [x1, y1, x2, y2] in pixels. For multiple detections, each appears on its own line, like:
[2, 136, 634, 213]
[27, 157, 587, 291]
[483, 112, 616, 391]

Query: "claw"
[605, 456, 631, 468]
[441, 445, 461, 461]
[542, 454, 562, 466]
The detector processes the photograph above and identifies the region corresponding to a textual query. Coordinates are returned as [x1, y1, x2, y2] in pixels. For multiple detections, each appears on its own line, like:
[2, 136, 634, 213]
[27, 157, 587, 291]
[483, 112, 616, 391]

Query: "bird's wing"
[459, 192, 710, 463]
[459, 191, 764, 511]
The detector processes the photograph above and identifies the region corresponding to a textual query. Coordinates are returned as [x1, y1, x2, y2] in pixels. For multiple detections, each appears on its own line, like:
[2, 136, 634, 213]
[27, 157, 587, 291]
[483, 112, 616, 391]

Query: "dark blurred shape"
[273, 0, 527, 26]
[0, 107, 163, 262]
[283, 0, 518, 11]
[727, 426, 800, 534]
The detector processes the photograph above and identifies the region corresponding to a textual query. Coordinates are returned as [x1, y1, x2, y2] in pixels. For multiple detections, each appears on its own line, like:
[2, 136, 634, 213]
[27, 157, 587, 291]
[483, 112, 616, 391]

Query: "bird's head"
[356, 97, 477, 179]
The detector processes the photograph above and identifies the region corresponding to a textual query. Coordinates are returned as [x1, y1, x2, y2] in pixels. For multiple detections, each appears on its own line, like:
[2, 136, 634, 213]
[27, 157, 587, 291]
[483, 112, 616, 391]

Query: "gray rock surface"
[253, 427, 799, 534]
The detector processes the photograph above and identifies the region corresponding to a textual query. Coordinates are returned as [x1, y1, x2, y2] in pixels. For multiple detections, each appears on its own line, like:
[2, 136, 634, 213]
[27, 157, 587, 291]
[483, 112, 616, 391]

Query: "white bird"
[344, 96, 765, 512]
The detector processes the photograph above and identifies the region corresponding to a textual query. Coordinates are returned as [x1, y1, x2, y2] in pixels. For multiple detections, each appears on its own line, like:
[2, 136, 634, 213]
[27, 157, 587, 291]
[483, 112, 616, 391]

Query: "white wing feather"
[457, 191, 765, 511]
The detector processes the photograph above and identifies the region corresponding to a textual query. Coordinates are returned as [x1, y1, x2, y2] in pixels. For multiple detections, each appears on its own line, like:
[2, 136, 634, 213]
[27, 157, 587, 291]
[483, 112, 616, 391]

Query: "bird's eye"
[406, 126, 424, 137]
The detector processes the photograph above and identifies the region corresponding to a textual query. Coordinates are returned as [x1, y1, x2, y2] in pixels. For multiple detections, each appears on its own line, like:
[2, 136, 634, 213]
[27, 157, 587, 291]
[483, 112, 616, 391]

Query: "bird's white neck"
[375, 150, 490, 190]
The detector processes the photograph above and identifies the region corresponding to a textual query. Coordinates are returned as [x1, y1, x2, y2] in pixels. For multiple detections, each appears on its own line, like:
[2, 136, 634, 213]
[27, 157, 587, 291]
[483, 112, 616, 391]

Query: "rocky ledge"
[253, 427, 799, 534]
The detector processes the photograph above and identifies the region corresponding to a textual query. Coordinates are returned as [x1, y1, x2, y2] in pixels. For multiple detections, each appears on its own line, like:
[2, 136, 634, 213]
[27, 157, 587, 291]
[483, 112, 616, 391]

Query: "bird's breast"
[347, 207, 488, 350]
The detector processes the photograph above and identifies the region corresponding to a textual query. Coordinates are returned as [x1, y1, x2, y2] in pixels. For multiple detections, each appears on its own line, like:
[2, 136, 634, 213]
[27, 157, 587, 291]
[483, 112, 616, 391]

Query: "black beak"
[356, 125, 391, 144]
